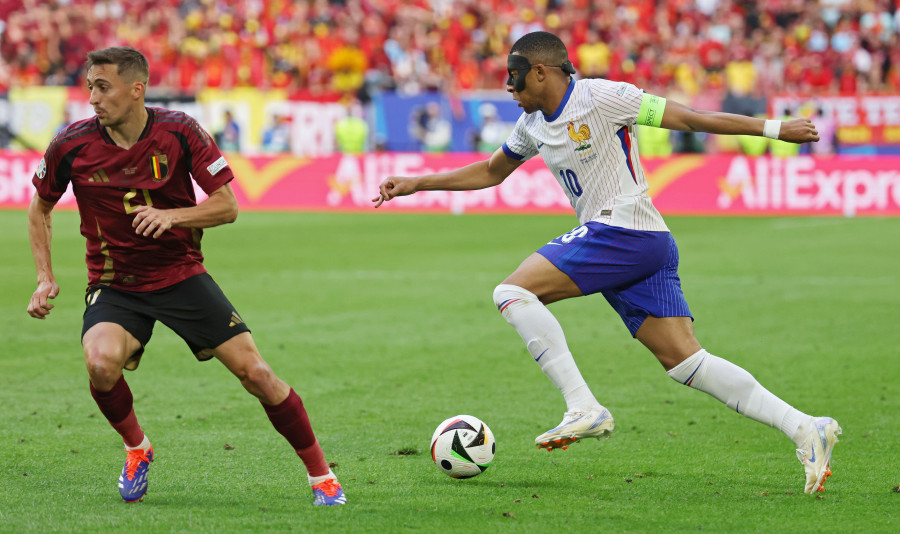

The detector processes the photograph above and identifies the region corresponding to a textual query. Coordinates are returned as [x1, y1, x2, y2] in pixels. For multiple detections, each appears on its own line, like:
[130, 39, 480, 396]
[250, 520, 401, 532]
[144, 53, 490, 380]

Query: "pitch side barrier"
[4, 91, 898, 155]
[2, 151, 899, 217]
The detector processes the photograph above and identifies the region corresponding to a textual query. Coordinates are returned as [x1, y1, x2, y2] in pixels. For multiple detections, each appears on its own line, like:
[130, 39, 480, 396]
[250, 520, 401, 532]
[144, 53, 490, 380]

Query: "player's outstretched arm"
[27, 193, 60, 319]
[373, 147, 523, 207]
[132, 183, 239, 239]
[658, 98, 819, 144]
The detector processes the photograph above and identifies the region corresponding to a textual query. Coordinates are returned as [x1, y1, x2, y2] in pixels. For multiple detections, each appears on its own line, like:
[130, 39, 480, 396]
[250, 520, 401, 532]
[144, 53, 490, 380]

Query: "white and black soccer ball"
[430, 415, 495, 478]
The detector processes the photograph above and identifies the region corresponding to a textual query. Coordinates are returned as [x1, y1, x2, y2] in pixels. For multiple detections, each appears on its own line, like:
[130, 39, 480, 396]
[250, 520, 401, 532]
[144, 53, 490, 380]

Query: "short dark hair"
[509, 31, 569, 65]
[86, 47, 149, 84]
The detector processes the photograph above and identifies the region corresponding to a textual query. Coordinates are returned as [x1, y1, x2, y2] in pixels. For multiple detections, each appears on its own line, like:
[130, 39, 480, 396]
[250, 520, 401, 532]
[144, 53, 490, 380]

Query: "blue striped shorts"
[537, 221, 692, 336]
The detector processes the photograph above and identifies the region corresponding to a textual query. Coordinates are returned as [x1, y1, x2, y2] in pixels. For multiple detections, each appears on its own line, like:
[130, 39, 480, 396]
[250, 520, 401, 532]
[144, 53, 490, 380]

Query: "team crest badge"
[150, 154, 169, 182]
[567, 121, 592, 151]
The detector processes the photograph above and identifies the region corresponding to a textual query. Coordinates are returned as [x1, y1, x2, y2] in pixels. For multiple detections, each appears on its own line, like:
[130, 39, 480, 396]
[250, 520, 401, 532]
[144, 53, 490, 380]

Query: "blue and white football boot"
[311, 478, 347, 506]
[796, 416, 841, 493]
[119, 446, 153, 503]
[535, 406, 615, 451]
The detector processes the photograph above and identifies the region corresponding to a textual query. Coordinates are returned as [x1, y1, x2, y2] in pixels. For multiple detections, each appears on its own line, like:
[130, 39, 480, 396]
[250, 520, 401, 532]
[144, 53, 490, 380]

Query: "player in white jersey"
[373, 31, 840, 494]
[503, 71, 670, 232]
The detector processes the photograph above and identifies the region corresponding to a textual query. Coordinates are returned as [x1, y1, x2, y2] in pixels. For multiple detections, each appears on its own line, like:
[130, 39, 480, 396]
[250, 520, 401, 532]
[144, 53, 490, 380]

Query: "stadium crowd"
[1, 0, 898, 103]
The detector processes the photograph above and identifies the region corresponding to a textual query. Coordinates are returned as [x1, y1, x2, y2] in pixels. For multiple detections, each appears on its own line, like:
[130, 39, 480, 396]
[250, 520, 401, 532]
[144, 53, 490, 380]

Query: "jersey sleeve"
[32, 132, 73, 203]
[587, 79, 644, 128]
[501, 114, 539, 161]
[183, 115, 234, 194]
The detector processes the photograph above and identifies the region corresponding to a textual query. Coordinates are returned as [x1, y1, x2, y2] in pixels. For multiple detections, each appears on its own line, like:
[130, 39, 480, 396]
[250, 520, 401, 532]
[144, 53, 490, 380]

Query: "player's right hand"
[27, 280, 59, 319]
[373, 176, 418, 208]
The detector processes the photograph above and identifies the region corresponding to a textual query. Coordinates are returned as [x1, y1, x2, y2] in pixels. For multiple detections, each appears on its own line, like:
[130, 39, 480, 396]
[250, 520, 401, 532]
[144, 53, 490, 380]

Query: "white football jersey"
[503, 78, 669, 232]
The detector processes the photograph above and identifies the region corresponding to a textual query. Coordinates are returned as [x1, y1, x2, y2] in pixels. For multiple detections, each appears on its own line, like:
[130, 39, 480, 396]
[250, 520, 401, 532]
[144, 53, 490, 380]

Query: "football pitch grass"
[1, 210, 898, 532]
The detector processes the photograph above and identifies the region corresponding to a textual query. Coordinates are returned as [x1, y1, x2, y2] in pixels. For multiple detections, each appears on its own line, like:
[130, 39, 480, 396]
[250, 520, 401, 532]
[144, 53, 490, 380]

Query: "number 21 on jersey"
[122, 188, 153, 214]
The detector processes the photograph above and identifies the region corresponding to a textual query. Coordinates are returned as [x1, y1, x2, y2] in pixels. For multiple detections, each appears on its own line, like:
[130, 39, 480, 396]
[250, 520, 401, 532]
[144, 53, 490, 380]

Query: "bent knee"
[83, 344, 130, 383]
[238, 361, 276, 387]
[237, 361, 288, 403]
[492, 284, 537, 311]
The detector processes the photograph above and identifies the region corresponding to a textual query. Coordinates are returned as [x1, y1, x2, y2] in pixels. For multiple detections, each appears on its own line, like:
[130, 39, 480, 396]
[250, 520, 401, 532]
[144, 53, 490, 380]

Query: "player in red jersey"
[26, 47, 346, 506]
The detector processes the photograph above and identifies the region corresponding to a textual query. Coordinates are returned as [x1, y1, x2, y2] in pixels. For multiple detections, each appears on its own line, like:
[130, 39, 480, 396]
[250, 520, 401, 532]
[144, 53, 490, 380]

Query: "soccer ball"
[430, 415, 495, 478]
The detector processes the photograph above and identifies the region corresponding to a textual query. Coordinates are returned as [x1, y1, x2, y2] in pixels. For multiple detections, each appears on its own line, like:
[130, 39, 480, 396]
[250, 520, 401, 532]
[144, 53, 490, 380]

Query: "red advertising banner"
[2, 150, 898, 216]
[770, 95, 900, 146]
[646, 155, 900, 216]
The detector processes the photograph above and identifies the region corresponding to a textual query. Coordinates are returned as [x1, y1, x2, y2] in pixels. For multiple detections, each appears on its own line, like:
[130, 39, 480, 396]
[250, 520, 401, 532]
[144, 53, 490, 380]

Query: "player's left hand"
[372, 176, 419, 208]
[132, 205, 173, 239]
[779, 118, 819, 144]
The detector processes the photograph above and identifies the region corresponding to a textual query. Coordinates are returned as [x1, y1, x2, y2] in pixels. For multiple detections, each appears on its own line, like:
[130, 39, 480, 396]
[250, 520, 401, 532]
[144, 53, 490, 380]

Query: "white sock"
[667, 349, 810, 446]
[493, 284, 600, 413]
[125, 435, 151, 451]
[308, 469, 337, 486]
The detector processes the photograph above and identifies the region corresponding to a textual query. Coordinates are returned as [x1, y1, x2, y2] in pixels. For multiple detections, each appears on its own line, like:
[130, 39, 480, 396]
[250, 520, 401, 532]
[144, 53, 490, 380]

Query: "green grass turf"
[1, 210, 898, 532]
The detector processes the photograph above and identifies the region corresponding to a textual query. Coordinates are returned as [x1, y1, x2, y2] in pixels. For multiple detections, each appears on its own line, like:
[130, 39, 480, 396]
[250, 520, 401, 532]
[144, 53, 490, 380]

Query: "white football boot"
[795, 416, 842, 493]
[535, 406, 614, 451]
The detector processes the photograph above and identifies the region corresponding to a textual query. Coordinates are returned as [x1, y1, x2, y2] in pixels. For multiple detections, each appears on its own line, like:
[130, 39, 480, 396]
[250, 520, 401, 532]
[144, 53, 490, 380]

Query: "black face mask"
[506, 55, 576, 92]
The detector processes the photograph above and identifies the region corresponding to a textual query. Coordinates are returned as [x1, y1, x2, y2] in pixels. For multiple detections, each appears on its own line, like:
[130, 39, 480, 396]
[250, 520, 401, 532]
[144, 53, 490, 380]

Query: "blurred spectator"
[1, 0, 895, 98]
[737, 115, 771, 156]
[55, 108, 75, 136]
[636, 124, 673, 157]
[261, 113, 292, 153]
[327, 27, 368, 95]
[473, 103, 511, 153]
[674, 130, 706, 154]
[810, 106, 838, 156]
[334, 101, 369, 154]
[802, 60, 835, 93]
[214, 109, 241, 152]
[0, 121, 16, 149]
[409, 102, 451, 153]
[770, 109, 801, 158]
[577, 29, 611, 79]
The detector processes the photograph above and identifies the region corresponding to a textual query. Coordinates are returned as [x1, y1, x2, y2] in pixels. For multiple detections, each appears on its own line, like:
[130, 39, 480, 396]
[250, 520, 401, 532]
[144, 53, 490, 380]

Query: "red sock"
[111, 409, 144, 448]
[263, 389, 330, 476]
[90, 376, 145, 447]
[298, 440, 329, 478]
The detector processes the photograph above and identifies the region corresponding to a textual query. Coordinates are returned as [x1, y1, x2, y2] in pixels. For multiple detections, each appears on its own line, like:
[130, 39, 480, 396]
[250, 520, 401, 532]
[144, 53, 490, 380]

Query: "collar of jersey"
[97, 107, 155, 146]
[542, 78, 575, 123]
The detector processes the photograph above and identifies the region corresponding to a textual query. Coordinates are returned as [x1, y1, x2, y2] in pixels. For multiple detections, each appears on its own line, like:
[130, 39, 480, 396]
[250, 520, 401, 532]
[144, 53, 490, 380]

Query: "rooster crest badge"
[567, 121, 592, 151]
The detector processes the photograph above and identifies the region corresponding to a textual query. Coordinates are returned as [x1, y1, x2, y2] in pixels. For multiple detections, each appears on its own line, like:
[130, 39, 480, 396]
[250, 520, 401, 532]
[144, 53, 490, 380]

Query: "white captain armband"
[637, 93, 667, 128]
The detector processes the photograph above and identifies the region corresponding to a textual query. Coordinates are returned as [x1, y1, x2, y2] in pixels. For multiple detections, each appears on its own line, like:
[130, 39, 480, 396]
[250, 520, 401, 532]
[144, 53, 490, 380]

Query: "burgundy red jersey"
[33, 107, 234, 291]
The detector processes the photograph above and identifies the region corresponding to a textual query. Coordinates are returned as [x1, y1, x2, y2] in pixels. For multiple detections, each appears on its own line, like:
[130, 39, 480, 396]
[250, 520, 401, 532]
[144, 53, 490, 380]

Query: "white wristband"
[763, 119, 781, 140]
